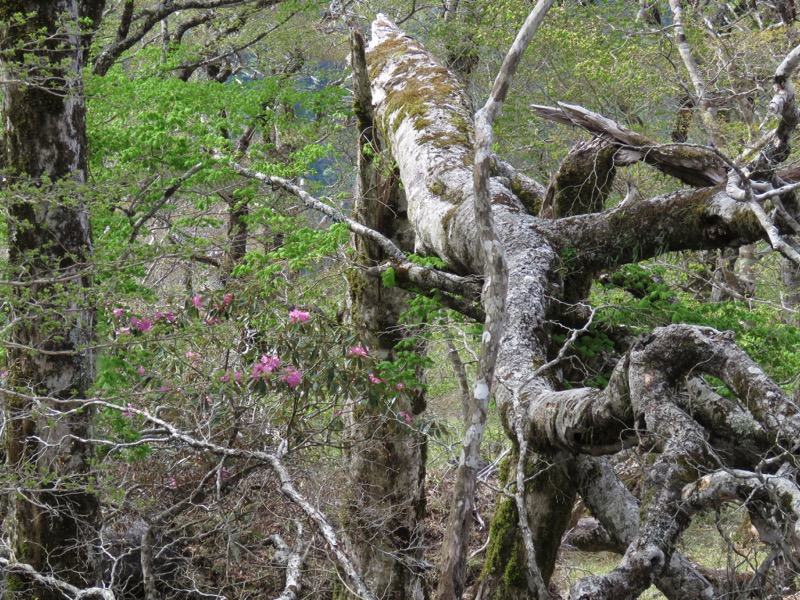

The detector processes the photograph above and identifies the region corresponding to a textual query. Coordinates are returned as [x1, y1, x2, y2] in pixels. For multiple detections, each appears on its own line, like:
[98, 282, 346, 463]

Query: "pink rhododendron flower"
[260, 354, 281, 370]
[396, 382, 405, 391]
[192, 295, 203, 309]
[348, 346, 369, 358]
[251, 356, 280, 379]
[167, 477, 178, 489]
[113, 308, 125, 318]
[368, 373, 383, 384]
[115, 327, 130, 337]
[131, 317, 153, 332]
[205, 317, 221, 327]
[185, 351, 199, 360]
[333, 409, 342, 416]
[282, 368, 302, 388]
[121, 403, 136, 418]
[222, 293, 233, 307]
[289, 309, 310, 324]
[398, 411, 412, 425]
[137, 365, 146, 376]
[234, 371, 242, 383]
[220, 372, 230, 383]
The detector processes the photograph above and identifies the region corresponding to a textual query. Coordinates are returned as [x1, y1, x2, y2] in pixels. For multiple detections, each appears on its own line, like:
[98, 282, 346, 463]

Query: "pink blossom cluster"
[348, 346, 369, 358]
[113, 306, 176, 337]
[398, 411, 412, 425]
[289, 309, 310, 324]
[282, 368, 302, 388]
[185, 351, 201, 367]
[251, 354, 281, 379]
[247, 354, 303, 388]
[130, 316, 153, 332]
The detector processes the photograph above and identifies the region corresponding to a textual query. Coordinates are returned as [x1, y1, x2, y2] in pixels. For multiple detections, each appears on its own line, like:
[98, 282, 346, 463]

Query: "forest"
[1, 0, 800, 599]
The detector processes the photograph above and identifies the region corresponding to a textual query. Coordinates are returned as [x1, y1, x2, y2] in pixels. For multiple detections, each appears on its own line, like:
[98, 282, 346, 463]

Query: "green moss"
[369, 35, 472, 146]
[428, 180, 446, 196]
[480, 495, 528, 595]
[511, 175, 542, 215]
[497, 454, 513, 484]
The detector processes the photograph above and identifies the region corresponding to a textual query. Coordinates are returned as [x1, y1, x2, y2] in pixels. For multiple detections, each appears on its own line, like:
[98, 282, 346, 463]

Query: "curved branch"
[0, 556, 115, 600]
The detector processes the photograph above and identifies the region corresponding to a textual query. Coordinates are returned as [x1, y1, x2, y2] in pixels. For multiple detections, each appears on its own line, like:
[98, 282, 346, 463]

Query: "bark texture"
[437, 3, 554, 597]
[1, 1, 104, 596]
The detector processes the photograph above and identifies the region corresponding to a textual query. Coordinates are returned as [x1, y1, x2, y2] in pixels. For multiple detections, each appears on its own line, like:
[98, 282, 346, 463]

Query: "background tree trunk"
[1, 1, 104, 595]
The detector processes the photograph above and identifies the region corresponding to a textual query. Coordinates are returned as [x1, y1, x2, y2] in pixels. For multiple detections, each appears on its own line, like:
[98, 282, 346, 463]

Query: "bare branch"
[3, 393, 379, 600]
[128, 162, 203, 244]
[230, 162, 407, 261]
[93, 0, 280, 76]
[668, 0, 720, 144]
[268, 522, 309, 600]
[0, 556, 116, 600]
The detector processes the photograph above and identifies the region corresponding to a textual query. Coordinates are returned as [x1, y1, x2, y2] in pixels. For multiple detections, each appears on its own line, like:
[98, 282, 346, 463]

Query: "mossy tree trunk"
[337, 24, 428, 600]
[1, 1, 104, 596]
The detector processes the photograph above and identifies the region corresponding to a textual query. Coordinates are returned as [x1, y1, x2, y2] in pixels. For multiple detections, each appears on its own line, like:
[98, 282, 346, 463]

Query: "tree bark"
[0, 1, 104, 596]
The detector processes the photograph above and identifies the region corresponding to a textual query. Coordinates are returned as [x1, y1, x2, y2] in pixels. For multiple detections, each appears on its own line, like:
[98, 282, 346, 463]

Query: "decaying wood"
[530, 102, 727, 186]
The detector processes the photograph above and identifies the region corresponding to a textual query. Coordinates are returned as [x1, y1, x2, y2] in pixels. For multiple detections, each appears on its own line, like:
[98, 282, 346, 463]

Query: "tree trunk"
[337, 24, 427, 600]
[1, 1, 104, 596]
